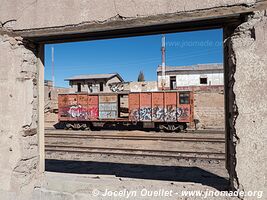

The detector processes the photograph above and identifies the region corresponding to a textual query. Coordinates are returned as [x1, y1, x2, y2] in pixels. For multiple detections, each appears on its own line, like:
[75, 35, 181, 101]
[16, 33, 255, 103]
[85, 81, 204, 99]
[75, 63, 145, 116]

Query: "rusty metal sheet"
[58, 94, 79, 121]
[152, 92, 164, 121]
[58, 94, 69, 121]
[164, 92, 177, 122]
[139, 93, 152, 121]
[99, 95, 117, 103]
[76, 94, 88, 121]
[88, 95, 98, 120]
[129, 93, 140, 122]
[88, 95, 98, 105]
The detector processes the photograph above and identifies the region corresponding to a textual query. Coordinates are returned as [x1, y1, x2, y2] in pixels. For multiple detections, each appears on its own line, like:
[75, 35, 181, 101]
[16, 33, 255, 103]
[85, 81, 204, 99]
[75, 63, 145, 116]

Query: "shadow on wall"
[46, 159, 229, 191]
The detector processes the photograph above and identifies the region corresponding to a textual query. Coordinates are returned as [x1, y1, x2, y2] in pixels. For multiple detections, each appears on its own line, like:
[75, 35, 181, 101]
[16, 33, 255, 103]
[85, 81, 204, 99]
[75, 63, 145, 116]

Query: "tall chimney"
[161, 34, 166, 90]
[51, 46, 55, 88]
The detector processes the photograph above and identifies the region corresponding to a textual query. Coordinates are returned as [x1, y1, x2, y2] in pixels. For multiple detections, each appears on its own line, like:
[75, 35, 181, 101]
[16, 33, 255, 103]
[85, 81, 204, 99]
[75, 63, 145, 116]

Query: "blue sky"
[45, 29, 223, 87]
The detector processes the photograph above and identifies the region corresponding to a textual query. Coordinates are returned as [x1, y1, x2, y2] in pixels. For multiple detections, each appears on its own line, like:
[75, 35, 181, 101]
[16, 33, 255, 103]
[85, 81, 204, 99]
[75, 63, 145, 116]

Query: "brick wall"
[193, 87, 225, 130]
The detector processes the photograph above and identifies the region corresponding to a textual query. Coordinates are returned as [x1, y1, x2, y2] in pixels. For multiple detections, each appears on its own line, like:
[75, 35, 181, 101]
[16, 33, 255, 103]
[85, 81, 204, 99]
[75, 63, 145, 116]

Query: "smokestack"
[51, 46, 55, 88]
[161, 34, 166, 90]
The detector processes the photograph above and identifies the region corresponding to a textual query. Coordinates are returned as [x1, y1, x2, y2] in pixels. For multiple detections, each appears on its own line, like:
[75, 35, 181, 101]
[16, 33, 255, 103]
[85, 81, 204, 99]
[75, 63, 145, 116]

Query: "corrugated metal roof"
[157, 63, 223, 72]
[65, 73, 124, 81]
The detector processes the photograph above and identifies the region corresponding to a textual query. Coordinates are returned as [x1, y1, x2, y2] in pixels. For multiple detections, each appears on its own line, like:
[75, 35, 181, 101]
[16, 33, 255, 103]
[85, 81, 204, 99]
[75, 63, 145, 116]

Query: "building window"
[100, 82, 104, 92]
[170, 76, 176, 90]
[179, 92, 190, 104]
[88, 84, 92, 93]
[77, 83, 81, 92]
[200, 77, 207, 84]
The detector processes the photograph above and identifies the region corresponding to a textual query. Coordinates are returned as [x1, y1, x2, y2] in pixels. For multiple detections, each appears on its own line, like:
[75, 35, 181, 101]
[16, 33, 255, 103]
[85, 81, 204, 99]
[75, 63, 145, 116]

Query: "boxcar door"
[99, 94, 118, 119]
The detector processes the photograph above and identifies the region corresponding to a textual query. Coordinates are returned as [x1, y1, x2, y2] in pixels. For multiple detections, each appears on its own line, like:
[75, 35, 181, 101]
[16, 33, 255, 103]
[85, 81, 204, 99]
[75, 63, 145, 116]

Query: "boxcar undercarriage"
[61, 121, 188, 132]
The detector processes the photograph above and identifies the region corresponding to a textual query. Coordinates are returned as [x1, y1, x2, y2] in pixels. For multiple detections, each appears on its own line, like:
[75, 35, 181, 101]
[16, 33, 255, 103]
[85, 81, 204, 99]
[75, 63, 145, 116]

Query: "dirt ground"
[44, 128, 228, 194]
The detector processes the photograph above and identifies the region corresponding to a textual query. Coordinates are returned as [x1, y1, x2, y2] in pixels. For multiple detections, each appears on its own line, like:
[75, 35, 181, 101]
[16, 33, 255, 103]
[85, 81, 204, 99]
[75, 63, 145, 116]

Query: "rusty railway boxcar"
[58, 91, 194, 132]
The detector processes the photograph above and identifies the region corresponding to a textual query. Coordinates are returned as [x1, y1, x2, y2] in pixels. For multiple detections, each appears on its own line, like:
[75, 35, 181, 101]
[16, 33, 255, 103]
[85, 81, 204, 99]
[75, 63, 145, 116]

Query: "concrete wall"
[225, 10, 267, 197]
[129, 81, 158, 92]
[0, 0, 260, 31]
[0, 0, 266, 199]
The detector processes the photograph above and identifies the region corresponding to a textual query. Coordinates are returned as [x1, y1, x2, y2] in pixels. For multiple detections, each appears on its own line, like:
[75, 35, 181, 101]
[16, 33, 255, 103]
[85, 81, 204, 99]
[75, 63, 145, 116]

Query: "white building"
[157, 63, 224, 89]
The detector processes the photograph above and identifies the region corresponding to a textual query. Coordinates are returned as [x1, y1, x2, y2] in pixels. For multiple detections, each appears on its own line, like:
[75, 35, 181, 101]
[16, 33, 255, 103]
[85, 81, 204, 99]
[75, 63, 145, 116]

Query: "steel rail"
[45, 133, 225, 143]
[45, 144, 225, 160]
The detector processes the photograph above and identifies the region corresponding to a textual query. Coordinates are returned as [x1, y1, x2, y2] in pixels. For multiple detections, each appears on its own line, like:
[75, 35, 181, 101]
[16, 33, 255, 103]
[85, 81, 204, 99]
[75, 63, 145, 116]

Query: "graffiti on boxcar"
[129, 109, 139, 121]
[164, 106, 177, 121]
[152, 106, 164, 121]
[130, 106, 190, 122]
[68, 105, 87, 118]
[177, 107, 189, 119]
[139, 107, 152, 121]
[88, 107, 98, 118]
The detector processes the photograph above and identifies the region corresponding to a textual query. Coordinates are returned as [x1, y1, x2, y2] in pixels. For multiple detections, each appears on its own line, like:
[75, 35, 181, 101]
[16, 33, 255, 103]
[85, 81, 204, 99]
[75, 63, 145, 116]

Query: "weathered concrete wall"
[129, 81, 158, 92]
[194, 87, 225, 130]
[0, 0, 259, 31]
[0, 33, 40, 199]
[224, 9, 267, 199]
[226, 10, 267, 199]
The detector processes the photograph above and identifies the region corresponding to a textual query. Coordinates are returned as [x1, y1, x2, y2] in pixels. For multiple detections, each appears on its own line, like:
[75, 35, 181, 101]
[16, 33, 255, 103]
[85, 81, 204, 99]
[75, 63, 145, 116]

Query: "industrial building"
[157, 63, 224, 90]
[65, 73, 124, 93]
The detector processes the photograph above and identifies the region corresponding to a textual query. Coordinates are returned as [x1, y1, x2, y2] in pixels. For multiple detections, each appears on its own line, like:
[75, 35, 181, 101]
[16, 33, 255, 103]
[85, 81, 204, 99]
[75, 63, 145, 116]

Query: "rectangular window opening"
[100, 82, 104, 92]
[170, 76, 177, 90]
[200, 77, 208, 84]
[77, 83, 81, 92]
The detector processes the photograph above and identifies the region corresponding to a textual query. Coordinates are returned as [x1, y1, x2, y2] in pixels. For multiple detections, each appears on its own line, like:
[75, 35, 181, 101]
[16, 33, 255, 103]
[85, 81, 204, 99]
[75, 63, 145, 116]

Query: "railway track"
[45, 144, 225, 161]
[45, 130, 225, 163]
[45, 133, 225, 143]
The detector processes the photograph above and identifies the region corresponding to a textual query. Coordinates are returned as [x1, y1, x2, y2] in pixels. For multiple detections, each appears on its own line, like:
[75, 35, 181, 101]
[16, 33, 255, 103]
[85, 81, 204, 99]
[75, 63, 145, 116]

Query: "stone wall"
[0, 33, 39, 199]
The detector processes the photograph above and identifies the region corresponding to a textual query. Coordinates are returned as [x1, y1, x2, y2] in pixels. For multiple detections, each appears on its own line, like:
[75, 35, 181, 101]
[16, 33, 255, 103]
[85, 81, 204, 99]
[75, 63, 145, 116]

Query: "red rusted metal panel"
[152, 92, 164, 121]
[129, 93, 140, 122]
[66, 94, 80, 121]
[164, 92, 177, 122]
[177, 92, 191, 122]
[88, 95, 99, 120]
[58, 94, 69, 121]
[58, 94, 79, 121]
[139, 93, 152, 121]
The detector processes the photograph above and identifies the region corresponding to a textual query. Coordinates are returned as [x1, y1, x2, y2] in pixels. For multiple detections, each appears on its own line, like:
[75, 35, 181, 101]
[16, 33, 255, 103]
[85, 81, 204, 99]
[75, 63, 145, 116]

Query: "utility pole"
[51, 46, 55, 88]
[161, 34, 166, 90]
